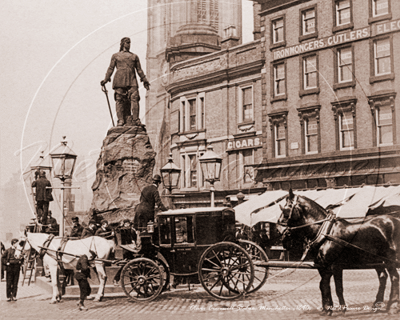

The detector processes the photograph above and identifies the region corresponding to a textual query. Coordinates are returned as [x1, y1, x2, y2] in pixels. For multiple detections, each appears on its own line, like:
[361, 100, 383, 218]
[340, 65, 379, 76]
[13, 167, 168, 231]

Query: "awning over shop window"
[234, 185, 400, 226]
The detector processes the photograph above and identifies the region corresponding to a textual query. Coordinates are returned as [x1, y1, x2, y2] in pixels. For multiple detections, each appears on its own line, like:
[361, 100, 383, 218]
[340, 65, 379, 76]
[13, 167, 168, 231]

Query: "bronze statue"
[100, 37, 150, 126]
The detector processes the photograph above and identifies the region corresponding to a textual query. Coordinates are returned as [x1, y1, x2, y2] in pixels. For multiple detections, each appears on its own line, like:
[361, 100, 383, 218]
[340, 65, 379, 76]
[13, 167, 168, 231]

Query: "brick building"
[253, 0, 400, 190]
[145, 1, 267, 206]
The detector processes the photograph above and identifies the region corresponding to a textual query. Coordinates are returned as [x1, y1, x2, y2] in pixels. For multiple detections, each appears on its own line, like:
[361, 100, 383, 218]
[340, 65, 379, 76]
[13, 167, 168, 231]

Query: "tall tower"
[145, 0, 242, 172]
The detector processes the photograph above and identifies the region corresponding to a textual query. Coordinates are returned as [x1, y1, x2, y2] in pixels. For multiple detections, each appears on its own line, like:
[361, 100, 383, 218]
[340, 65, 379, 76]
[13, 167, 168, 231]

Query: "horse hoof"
[94, 297, 102, 302]
[49, 300, 57, 304]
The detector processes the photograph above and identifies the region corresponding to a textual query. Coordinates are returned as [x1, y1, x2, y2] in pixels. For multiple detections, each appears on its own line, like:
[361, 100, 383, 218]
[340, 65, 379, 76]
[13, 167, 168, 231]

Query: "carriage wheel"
[121, 258, 164, 302]
[238, 240, 269, 294]
[198, 242, 254, 300]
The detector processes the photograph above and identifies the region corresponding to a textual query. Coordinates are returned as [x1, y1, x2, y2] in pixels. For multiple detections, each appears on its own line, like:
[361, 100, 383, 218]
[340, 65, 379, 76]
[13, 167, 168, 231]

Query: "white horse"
[23, 232, 114, 304]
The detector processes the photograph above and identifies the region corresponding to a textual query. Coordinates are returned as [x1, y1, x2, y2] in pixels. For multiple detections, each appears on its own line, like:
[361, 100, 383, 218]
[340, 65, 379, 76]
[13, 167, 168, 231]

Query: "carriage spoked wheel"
[198, 242, 254, 300]
[238, 240, 269, 294]
[121, 258, 164, 302]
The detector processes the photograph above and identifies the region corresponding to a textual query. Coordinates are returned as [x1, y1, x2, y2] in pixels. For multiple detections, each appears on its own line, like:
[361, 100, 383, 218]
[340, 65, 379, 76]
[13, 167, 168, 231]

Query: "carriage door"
[172, 216, 196, 274]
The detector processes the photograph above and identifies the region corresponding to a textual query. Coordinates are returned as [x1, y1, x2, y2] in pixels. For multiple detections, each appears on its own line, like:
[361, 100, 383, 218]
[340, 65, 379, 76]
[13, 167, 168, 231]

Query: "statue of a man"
[100, 37, 150, 126]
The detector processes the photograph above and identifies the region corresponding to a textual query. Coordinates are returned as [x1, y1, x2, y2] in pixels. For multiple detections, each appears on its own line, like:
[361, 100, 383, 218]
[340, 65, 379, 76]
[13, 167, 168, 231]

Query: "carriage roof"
[157, 207, 234, 216]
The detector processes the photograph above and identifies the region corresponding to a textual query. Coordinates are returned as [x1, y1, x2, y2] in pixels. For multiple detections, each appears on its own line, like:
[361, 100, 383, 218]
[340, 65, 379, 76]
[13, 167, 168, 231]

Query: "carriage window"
[174, 216, 194, 244]
[196, 214, 217, 245]
[159, 217, 171, 245]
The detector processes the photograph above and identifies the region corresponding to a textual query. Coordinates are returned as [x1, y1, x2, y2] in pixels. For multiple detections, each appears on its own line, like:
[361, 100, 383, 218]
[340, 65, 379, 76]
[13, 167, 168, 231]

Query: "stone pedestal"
[90, 125, 156, 224]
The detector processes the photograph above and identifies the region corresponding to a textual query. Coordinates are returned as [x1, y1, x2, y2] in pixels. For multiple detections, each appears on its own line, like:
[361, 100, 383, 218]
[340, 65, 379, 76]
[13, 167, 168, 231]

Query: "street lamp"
[199, 145, 222, 207]
[160, 153, 181, 208]
[49, 137, 77, 236]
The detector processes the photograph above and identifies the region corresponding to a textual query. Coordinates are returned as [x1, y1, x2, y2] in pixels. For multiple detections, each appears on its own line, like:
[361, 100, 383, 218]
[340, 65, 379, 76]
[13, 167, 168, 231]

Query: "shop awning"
[234, 185, 400, 226]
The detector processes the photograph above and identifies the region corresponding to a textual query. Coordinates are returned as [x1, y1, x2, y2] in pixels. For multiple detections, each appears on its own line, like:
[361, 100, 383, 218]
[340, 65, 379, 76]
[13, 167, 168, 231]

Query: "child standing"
[75, 254, 92, 310]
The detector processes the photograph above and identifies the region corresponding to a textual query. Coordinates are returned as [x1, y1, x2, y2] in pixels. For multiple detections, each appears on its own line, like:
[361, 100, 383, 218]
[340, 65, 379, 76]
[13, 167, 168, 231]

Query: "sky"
[0, 0, 254, 192]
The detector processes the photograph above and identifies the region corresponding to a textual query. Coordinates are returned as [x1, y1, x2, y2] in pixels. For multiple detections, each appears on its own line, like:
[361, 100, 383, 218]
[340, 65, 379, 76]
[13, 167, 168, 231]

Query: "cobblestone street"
[1, 268, 399, 320]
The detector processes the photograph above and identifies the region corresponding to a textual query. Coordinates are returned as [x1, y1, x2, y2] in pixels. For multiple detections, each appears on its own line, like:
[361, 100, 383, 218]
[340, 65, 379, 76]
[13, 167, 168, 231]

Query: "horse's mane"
[298, 195, 328, 217]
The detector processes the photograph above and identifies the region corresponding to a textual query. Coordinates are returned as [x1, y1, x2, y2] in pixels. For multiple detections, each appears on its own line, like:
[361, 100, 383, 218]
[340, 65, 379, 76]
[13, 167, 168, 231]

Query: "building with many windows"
[253, 0, 400, 189]
[145, 1, 266, 206]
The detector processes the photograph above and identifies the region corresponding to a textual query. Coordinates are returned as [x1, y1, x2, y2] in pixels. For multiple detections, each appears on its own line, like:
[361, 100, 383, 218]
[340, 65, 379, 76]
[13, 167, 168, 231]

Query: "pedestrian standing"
[2, 239, 24, 301]
[75, 254, 93, 311]
[1, 241, 5, 281]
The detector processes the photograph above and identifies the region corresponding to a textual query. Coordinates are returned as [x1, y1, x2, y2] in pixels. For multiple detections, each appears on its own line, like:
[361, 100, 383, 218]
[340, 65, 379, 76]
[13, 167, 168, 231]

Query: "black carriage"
[118, 207, 269, 301]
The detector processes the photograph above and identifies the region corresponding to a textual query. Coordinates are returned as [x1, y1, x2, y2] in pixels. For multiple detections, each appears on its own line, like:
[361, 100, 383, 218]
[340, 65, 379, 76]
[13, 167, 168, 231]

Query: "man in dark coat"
[1, 241, 5, 280]
[45, 211, 59, 235]
[95, 220, 115, 239]
[70, 217, 84, 238]
[134, 175, 168, 229]
[2, 239, 23, 301]
[100, 37, 150, 126]
[75, 254, 93, 311]
[31, 171, 53, 225]
[81, 220, 97, 239]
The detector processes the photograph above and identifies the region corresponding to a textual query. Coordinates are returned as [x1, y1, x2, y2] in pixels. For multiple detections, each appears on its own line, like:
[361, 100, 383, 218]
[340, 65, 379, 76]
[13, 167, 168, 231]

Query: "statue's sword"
[101, 84, 115, 127]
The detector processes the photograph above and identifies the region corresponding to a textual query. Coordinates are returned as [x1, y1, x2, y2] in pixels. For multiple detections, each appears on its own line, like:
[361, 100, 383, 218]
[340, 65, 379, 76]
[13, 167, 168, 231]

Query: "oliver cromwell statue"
[100, 37, 150, 126]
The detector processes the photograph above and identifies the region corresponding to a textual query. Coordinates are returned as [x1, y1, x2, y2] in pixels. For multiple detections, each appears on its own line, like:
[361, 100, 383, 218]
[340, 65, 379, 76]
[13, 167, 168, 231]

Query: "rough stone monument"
[91, 37, 153, 224]
[90, 125, 156, 223]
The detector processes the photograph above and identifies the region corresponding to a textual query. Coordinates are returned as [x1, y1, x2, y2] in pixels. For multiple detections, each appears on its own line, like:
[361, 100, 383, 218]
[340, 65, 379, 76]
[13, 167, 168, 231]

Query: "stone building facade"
[145, 0, 243, 173]
[145, 1, 267, 206]
[166, 39, 264, 206]
[253, 0, 400, 190]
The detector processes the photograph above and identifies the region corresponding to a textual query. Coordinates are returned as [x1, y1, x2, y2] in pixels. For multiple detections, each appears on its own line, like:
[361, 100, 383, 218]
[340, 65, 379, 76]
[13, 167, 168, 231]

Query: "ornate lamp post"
[199, 145, 222, 207]
[160, 153, 181, 208]
[49, 137, 77, 237]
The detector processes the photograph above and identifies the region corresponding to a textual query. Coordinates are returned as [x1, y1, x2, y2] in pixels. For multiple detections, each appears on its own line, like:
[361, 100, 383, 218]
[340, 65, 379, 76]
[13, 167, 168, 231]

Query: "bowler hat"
[11, 239, 19, 245]
[153, 174, 162, 183]
[72, 216, 79, 222]
[89, 219, 96, 225]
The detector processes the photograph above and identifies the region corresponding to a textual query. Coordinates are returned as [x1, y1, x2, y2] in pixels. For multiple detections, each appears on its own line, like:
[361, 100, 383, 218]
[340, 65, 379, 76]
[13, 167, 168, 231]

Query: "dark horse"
[279, 189, 400, 315]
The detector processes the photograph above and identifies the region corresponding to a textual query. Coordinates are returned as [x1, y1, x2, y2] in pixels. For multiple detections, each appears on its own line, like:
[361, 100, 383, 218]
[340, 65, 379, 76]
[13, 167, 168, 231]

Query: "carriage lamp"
[199, 145, 222, 207]
[160, 153, 181, 209]
[50, 137, 77, 237]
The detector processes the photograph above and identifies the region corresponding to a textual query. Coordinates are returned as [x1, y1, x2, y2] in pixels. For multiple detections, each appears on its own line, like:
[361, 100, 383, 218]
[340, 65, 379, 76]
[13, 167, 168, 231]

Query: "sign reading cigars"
[227, 136, 261, 151]
[273, 19, 400, 61]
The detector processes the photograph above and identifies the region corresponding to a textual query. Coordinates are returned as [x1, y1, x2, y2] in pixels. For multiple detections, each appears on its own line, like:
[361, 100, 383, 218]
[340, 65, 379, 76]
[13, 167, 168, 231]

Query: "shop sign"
[273, 27, 369, 60]
[227, 136, 261, 150]
[374, 18, 400, 36]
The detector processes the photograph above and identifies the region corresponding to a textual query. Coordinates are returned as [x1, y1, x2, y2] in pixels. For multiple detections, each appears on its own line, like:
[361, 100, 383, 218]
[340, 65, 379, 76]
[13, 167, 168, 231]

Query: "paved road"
[1, 268, 399, 320]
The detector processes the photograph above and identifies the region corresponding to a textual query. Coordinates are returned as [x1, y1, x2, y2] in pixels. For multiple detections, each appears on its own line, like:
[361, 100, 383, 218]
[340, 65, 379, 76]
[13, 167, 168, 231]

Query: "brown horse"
[279, 189, 400, 315]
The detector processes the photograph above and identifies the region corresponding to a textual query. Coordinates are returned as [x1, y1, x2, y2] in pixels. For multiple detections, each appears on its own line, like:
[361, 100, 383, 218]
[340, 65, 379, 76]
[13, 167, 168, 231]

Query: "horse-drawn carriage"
[116, 206, 268, 301]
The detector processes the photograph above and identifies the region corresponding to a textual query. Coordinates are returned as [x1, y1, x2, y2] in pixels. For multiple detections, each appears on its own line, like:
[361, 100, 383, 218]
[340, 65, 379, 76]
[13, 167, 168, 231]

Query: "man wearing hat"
[31, 171, 53, 225]
[2, 239, 23, 301]
[95, 220, 114, 239]
[100, 37, 150, 126]
[81, 220, 98, 239]
[134, 174, 168, 229]
[70, 217, 84, 238]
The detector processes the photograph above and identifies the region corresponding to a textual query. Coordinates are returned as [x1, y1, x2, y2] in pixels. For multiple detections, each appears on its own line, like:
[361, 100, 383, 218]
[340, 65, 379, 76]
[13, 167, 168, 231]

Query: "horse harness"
[282, 197, 400, 266]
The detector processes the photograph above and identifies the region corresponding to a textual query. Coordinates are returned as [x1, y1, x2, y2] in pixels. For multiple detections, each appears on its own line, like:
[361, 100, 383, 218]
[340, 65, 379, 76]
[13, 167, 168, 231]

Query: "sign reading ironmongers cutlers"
[273, 27, 370, 61]
[227, 136, 261, 151]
